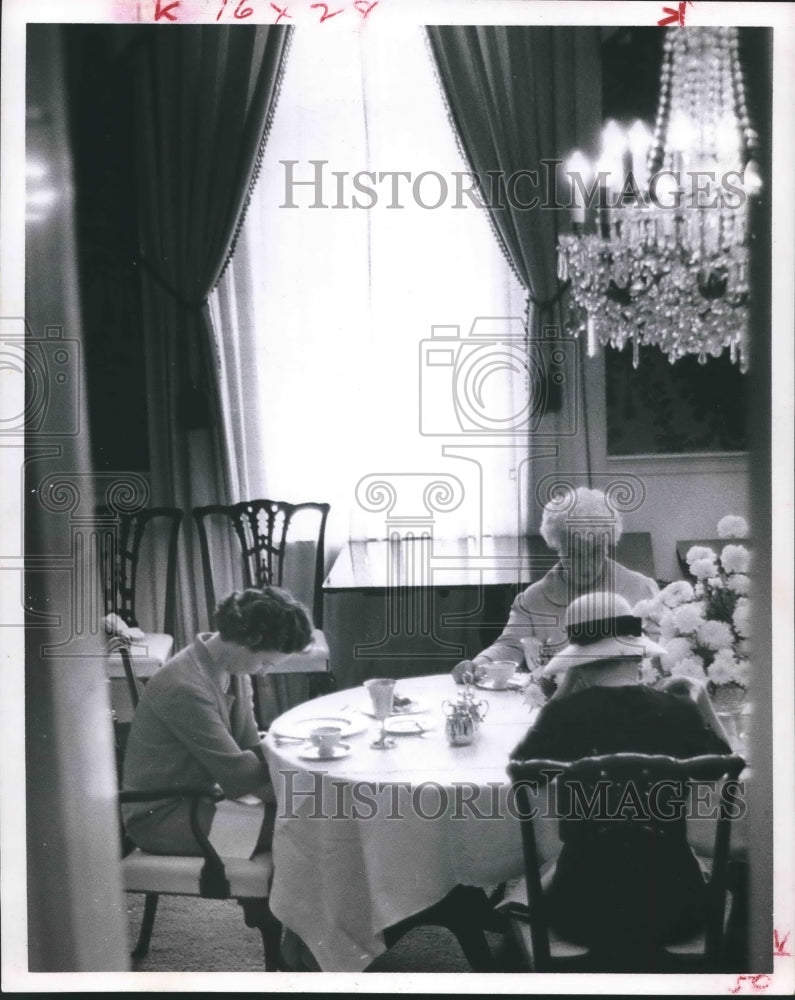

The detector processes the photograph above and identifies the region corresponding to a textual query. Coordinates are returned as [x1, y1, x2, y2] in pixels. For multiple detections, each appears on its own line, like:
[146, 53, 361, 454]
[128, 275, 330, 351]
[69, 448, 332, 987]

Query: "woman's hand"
[451, 659, 481, 684]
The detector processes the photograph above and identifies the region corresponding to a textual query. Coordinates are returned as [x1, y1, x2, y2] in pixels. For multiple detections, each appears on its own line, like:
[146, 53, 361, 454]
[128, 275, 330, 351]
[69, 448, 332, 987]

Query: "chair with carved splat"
[501, 752, 746, 973]
[192, 499, 334, 727]
[100, 505, 183, 724]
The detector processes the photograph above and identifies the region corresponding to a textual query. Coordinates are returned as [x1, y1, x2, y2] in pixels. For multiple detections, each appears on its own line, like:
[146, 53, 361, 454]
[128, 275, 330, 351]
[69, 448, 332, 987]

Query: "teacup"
[481, 661, 517, 690]
[310, 725, 343, 758]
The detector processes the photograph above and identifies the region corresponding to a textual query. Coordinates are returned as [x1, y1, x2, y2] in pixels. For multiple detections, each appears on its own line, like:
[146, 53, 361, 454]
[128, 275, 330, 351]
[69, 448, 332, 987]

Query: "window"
[216, 23, 527, 547]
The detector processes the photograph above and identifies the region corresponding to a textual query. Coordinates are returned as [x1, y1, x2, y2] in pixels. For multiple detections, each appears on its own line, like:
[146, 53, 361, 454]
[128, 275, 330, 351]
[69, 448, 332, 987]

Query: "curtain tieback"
[136, 254, 209, 312]
[528, 279, 571, 314]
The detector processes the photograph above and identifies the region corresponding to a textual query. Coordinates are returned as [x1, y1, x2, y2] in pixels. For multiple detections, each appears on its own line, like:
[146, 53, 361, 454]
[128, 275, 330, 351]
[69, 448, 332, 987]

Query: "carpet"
[124, 893, 519, 974]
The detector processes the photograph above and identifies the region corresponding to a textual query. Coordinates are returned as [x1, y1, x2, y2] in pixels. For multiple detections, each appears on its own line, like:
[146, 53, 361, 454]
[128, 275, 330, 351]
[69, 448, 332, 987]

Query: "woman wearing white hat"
[513, 591, 730, 756]
[510, 591, 732, 953]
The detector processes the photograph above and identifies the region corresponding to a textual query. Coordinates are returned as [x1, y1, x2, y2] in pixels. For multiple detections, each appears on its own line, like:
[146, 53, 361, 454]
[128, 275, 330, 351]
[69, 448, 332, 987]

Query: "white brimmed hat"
[542, 591, 667, 678]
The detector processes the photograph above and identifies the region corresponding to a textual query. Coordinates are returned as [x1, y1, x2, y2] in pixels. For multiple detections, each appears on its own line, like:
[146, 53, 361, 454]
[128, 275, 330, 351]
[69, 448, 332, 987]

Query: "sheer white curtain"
[211, 23, 527, 549]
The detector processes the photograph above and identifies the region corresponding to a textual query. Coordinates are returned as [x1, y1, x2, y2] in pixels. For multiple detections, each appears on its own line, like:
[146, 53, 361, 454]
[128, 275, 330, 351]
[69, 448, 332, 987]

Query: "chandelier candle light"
[557, 27, 762, 371]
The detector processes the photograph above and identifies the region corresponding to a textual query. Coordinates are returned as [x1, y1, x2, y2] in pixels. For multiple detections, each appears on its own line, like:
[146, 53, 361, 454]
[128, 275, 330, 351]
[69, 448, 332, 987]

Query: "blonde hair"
[540, 487, 624, 553]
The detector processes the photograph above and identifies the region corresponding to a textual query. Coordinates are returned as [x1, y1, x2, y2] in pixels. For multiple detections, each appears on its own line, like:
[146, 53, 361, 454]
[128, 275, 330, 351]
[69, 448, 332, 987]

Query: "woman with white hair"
[452, 486, 659, 683]
[509, 591, 731, 954]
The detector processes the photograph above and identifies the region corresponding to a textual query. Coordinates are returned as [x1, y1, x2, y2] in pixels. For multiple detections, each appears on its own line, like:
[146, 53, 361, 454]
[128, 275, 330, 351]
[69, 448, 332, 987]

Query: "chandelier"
[557, 27, 761, 372]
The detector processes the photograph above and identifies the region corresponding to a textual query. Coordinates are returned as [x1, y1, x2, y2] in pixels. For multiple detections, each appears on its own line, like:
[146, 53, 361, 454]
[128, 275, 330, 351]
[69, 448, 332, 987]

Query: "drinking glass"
[520, 637, 542, 671]
[364, 678, 397, 749]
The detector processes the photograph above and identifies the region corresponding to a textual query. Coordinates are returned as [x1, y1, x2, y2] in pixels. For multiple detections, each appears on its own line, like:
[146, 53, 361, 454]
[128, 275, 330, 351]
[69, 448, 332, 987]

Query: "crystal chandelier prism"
[557, 27, 761, 372]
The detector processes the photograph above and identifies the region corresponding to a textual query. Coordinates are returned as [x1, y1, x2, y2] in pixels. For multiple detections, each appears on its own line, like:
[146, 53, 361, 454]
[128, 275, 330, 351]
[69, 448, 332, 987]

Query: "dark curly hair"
[214, 587, 313, 653]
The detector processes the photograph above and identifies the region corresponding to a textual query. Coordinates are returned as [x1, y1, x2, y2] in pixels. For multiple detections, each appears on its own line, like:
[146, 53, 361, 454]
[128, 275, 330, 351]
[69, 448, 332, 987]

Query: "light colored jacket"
[122, 633, 267, 854]
[475, 558, 659, 666]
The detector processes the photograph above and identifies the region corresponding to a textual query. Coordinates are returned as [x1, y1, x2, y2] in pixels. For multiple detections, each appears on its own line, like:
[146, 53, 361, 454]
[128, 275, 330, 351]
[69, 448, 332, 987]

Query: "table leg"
[380, 885, 497, 972]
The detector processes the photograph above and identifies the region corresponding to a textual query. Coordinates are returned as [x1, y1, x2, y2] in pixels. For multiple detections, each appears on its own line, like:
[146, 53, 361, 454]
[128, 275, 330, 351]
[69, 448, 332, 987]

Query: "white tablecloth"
[263, 674, 547, 971]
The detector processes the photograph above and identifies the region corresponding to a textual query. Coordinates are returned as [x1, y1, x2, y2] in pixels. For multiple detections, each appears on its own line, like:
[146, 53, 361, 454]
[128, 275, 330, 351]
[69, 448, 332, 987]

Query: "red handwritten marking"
[729, 974, 772, 994]
[154, 0, 180, 21]
[311, 3, 344, 21]
[353, 0, 379, 19]
[154, 0, 378, 24]
[658, 1, 692, 27]
[773, 929, 791, 956]
[270, 2, 292, 22]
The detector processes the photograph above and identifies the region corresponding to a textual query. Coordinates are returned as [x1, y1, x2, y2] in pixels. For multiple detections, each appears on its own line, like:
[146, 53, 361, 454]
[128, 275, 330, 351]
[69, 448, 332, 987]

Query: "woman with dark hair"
[122, 587, 313, 856]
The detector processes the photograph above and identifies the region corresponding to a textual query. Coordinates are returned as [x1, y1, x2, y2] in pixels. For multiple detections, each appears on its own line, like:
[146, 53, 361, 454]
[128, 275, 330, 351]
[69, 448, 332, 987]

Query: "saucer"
[475, 678, 512, 691]
[272, 715, 368, 740]
[298, 742, 351, 762]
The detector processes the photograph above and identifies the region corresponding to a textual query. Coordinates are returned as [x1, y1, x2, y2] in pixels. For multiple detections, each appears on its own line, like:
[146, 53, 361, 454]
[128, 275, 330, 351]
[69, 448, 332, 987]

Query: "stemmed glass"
[364, 678, 397, 750]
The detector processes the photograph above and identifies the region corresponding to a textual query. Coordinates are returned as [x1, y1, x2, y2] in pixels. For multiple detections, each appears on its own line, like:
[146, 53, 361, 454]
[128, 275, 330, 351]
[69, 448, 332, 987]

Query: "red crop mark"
[773, 929, 791, 956]
[154, 0, 180, 20]
[269, 2, 292, 22]
[216, 0, 255, 20]
[658, 1, 692, 27]
[353, 1, 379, 19]
[729, 974, 772, 994]
[311, 3, 344, 21]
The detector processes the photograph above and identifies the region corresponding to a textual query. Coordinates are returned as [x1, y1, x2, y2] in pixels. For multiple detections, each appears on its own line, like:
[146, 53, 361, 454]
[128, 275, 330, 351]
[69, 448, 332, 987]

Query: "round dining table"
[262, 672, 547, 972]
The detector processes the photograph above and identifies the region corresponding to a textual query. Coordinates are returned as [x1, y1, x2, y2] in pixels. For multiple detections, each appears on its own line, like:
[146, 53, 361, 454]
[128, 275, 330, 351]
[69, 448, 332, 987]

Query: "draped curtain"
[426, 26, 602, 518]
[131, 24, 292, 638]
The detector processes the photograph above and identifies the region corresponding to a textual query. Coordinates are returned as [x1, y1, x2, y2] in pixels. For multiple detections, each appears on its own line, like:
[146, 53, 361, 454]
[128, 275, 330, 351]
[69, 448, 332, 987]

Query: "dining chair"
[192, 499, 334, 728]
[118, 784, 281, 969]
[101, 505, 183, 720]
[110, 619, 282, 970]
[503, 752, 746, 973]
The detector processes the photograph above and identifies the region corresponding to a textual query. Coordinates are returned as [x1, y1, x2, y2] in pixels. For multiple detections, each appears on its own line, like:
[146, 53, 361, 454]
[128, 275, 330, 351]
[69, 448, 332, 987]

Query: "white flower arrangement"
[522, 680, 549, 710]
[717, 515, 749, 539]
[634, 515, 751, 707]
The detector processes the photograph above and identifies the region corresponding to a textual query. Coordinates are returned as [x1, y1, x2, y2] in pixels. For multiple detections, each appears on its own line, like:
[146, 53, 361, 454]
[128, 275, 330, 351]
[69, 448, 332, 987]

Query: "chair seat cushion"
[272, 628, 330, 674]
[122, 848, 273, 897]
[511, 914, 591, 960]
[499, 868, 591, 960]
[106, 633, 174, 678]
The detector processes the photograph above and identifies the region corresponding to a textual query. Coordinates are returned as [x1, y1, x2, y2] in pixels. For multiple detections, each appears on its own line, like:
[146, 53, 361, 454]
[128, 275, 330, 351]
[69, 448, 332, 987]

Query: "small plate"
[391, 698, 426, 715]
[384, 717, 433, 736]
[362, 699, 427, 718]
[298, 742, 351, 761]
[271, 715, 368, 740]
